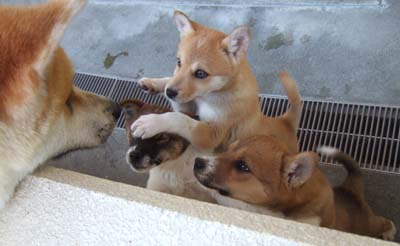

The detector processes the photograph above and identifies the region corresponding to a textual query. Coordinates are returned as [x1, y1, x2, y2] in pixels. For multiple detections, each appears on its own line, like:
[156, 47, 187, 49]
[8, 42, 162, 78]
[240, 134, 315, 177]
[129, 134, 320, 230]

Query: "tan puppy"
[131, 11, 301, 154]
[193, 136, 396, 240]
[0, 0, 120, 208]
[121, 100, 214, 202]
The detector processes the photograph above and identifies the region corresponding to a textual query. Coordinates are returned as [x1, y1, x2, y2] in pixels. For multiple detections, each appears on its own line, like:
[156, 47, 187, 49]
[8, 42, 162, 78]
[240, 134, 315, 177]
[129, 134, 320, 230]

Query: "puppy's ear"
[173, 10, 195, 38]
[222, 26, 251, 64]
[283, 152, 319, 188]
[120, 100, 145, 125]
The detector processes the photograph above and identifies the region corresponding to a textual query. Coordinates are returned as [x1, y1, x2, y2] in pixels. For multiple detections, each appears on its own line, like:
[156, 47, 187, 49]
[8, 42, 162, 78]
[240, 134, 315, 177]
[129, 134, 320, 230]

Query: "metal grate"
[73, 72, 400, 174]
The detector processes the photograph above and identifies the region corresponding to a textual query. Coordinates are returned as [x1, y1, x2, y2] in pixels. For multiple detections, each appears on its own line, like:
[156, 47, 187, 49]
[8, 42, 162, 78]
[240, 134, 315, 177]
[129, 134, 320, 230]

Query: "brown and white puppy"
[0, 0, 120, 208]
[131, 11, 302, 155]
[121, 100, 214, 202]
[193, 136, 396, 240]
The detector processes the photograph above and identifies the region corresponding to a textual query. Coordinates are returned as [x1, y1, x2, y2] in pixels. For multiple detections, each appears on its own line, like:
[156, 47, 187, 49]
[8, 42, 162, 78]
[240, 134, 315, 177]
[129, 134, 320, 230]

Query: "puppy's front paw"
[138, 77, 161, 94]
[382, 221, 396, 241]
[131, 114, 166, 139]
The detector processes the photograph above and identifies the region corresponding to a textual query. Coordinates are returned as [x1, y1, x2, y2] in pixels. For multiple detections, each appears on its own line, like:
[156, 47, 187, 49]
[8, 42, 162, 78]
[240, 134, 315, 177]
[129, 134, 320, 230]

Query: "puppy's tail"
[279, 71, 302, 131]
[317, 146, 364, 199]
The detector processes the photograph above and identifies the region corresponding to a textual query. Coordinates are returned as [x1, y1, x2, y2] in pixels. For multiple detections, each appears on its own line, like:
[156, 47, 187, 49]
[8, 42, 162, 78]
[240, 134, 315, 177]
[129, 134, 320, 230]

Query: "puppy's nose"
[112, 101, 121, 120]
[165, 88, 178, 99]
[129, 150, 142, 162]
[194, 157, 206, 171]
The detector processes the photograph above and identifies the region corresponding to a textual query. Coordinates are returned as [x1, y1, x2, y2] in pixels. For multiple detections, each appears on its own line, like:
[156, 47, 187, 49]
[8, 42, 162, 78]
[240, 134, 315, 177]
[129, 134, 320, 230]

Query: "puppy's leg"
[131, 112, 226, 151]
[371, 216, 396, 241]
[138, 77, 170, 94]
[146, 181, 173, 194]
[146, 174, 177, 195]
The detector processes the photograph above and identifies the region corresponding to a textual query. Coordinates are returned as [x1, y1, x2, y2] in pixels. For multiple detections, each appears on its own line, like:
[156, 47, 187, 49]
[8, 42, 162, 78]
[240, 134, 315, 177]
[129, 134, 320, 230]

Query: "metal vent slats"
[73, 73, 400, 173]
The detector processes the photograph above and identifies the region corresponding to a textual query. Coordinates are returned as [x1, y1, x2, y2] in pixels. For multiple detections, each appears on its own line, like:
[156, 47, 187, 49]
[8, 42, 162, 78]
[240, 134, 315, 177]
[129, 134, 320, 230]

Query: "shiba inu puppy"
[0, 0, 120, 208]
[122, 100, 214, 202]
[132, 11, 302, 155]
[193, 136, 396, 240]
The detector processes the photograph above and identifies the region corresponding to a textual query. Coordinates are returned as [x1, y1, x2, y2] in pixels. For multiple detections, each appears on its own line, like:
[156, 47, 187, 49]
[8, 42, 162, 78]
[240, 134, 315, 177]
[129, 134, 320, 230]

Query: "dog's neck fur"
[196, 61, 261, 126]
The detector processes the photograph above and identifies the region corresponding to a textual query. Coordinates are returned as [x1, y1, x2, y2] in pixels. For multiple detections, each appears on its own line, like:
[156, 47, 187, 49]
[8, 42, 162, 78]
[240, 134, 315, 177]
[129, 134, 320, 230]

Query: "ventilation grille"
[73, 72, 400, 174]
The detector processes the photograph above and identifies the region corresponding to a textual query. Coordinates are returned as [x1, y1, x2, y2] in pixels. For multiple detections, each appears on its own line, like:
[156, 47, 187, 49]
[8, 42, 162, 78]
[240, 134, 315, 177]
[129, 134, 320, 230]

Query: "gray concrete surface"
[48, 129, 148, 188]
[4, 0, 398, 105]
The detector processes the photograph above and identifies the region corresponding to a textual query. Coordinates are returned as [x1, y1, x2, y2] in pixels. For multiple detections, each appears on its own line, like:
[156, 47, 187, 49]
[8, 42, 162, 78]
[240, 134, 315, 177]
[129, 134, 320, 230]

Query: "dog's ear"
[282, 152, 319, 188]
[173, 10, 195, 38]
[222, 26, 251, 64]
[30, 0, 86, 77]
[0, 0, 86, 122]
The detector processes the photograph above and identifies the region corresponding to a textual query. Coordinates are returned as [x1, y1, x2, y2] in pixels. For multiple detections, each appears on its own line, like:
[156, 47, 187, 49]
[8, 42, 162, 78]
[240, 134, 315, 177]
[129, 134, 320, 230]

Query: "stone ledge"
[0, 166, 393, 245]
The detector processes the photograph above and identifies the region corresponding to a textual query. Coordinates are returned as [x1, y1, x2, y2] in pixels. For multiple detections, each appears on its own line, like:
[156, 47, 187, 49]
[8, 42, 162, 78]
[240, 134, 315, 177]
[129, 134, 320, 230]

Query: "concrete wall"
[3, 0, 398, 105]
[0, 167, 396, 245]
[68, 0, 400, 105]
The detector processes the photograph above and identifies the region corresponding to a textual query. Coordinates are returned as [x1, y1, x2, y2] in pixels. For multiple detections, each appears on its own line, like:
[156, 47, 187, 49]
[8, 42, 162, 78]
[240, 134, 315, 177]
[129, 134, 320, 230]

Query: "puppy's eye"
[194, 69, 208, 79]
[177, 58, 181, 67]
[234, 160, 250, 173]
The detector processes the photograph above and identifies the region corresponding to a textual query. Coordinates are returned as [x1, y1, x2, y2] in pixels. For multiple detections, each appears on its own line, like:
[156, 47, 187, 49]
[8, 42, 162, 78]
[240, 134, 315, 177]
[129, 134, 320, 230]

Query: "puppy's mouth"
[194, 173, 230, 196]
[171, 93, 197, 104]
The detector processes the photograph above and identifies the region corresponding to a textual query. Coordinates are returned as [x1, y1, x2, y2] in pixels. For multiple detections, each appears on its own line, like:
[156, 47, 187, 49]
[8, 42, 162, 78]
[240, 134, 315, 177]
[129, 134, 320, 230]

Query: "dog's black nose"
[106, 101, 122, 120]
[194, 157, 206, 171]
[129, 150, 142, 162]
[112, 102, 121, 120]
[165, 88, 178, 99]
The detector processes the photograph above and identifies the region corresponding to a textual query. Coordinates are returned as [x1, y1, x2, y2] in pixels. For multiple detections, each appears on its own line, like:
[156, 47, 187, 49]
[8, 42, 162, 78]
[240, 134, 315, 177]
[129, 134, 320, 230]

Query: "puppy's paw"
[382, 221, 396, 241]
[138, 77, 162, 94]
[131, 114, 166, 139]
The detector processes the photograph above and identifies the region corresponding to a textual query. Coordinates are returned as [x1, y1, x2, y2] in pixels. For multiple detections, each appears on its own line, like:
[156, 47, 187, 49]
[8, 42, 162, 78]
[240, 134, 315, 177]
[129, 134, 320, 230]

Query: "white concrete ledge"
[0, 167, 396, 245]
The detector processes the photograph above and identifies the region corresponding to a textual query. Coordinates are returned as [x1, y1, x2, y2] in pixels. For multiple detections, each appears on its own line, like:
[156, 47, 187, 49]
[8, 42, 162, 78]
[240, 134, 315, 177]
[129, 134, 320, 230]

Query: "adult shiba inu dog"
[121, 100, 214, 202]
[0, 0, 120, 208]
[131, 11, 302, 155]
[193, 136, 396, 240]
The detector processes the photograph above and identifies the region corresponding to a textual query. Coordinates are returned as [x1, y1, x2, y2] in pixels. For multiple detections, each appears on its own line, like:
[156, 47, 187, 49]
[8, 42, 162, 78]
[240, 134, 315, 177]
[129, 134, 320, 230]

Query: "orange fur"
[194, 136, 396, 240]
[0, 2, 67, 122]
[0, 0, 119, 209]
[133, 12, 302, 154]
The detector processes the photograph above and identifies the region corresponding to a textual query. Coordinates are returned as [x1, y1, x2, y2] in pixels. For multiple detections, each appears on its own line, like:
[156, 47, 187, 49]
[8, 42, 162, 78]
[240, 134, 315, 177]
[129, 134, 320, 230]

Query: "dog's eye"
[194, 69, 208, 79]
[234, 160, 250, 173]
[66, 95, 73, 112]
[177, 58, 181, 68]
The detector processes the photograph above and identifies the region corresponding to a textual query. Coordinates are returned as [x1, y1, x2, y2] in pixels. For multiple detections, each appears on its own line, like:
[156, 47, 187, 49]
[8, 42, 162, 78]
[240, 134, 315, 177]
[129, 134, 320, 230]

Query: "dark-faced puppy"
[120, 100, 214, 202]
[193, 135, 396, 240]
[121, 100, 190, 172]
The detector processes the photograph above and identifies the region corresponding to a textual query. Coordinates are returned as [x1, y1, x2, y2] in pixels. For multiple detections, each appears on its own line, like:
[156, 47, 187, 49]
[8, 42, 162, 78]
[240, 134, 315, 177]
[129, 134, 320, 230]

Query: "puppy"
[0, 0, 120, 208]
[121, 100, 214, 202]
[193, 136, 396, 240]
[131, 11, 302, 155]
